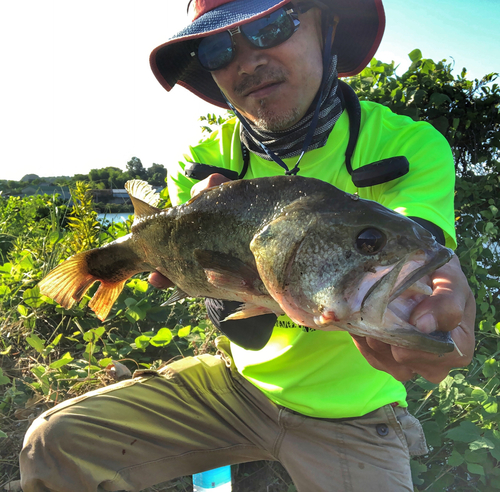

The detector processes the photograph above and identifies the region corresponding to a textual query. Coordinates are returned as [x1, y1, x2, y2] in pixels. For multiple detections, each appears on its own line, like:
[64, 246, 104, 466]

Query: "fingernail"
[415, 314, 437, 334]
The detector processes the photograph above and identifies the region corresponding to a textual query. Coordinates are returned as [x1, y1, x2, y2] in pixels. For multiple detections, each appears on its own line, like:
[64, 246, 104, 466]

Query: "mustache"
[234, 68, 288, 96]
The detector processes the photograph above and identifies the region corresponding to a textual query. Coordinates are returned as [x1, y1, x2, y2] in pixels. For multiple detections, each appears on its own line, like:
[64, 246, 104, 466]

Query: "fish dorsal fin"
[125, 180, 161, 221]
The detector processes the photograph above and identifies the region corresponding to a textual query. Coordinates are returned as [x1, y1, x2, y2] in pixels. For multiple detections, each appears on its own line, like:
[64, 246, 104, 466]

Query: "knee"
[20, 410, 76, 485]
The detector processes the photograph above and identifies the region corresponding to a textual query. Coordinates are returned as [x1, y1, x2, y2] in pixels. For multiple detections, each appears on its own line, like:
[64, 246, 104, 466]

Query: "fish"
[39, 176, 455, 354]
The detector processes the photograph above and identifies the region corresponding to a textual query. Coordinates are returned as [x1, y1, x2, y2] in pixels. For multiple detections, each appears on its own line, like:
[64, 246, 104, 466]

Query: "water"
[97, 212, 130, 223]
[193, 466, 232, 491]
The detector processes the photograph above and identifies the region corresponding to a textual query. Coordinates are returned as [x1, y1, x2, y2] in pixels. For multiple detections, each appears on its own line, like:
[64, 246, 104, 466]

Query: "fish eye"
[355, 228, 386, 255]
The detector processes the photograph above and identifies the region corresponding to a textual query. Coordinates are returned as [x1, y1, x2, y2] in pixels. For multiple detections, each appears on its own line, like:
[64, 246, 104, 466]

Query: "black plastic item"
[184, 142, 251, 182]
[409, 216, 446, 246]
[351, 156, 410, 188]
[205, 298, 276, 351]
[184, 163, 240, 181]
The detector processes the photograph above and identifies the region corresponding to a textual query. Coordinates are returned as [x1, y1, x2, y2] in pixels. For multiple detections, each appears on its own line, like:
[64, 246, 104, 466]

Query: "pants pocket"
[394, 407, 429, 456]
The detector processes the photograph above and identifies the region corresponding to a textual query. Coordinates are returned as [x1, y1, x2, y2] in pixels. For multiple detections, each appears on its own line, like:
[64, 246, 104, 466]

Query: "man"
[21, 1, 475, 491]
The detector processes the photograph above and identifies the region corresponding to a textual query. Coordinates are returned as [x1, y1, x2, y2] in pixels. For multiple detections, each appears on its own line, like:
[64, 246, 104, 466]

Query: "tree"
[126, 157, 148, 180]
[88, 167, 128, 189]
[147, 163, 167, 186]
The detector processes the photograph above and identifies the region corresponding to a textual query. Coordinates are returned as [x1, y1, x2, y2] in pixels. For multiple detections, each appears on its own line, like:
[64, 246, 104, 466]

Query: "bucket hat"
[150, 0, 385, 108]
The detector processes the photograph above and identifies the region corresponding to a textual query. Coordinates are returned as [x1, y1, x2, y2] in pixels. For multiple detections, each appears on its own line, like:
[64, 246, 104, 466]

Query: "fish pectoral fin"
[160, 287, 189, 306]
[194, 249, 264, 296]
[125, 180, 162, 222]
[223, 303, 276, 321]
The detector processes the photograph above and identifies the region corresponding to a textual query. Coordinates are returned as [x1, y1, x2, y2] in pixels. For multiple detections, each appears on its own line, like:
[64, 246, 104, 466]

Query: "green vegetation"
[0, 157, 167, 195]
[0, 51, 499, 491]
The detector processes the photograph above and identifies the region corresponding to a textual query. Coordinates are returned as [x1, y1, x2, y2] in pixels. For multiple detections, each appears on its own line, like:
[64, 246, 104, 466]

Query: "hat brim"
[150, 0, 385, 109]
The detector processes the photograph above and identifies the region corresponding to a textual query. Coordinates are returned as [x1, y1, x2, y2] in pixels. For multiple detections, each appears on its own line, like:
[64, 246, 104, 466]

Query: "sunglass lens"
[241, 8, 295, 48]
[197, 32, 234, 70]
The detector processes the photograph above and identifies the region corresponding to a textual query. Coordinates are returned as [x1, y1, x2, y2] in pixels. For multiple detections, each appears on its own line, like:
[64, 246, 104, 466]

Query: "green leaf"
[466, 462, 485, 477]
[447, 449, 464, 467]
[178, 325, 191, 338]
[99, 357, 113, 368]
[126, 305, 146, 321]
[421, 59, 436, 74]
[126, 279, 149, 294]
[408, 49, 422, 62]
[17, 304, 29, 317]
[48, 230, 63, 245]
[429, 92, 452, 107]
[0, 262, 12, 274]
[19, 254, 35, 271]
[49, 352, 74, 369]
[31, 365, 46, 379]
[483, 399, 498, 414]
[135, 335, 151, 351]
[23, 285, 44, 308]
[150, 328, 173, 347]
[485, 430, 500, 460]
[422, 421, 442, 448]
[471, 387, 488, 403]
[469, 437, 495, 451]
[410, 459, 427, 486]
[43, 333, 63, 357]
[26, 334, 46, 354]
[446, 421, 482, 442]
[0, 430, 7, 438]
[124, 297, 137, 307]
[83, 327, 105, 343]
[0, 285, 11, 296]
[482, 358, 498, 377]
[0, 368, 10, 385]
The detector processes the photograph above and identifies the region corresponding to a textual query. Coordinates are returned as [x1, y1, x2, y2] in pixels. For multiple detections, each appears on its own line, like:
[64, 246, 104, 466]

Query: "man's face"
[211, 8, 324, 132]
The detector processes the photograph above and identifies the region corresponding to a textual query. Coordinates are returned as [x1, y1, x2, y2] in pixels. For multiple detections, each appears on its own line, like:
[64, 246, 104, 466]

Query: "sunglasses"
[191, 2, 317, 72]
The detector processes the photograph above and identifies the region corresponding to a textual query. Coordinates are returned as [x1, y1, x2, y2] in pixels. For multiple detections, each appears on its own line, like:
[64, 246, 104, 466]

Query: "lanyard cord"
[223, 24, 335, 176]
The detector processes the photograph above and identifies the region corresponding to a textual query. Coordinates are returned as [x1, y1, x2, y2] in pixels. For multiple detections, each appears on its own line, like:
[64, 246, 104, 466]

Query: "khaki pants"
[20, 338, 427, 492]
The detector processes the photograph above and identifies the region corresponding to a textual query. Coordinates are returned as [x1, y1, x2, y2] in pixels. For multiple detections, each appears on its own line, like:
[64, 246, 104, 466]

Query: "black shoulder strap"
[339, 80, 410, 188]
[184, 142, 250, 181]
[338, 80, 361, 176]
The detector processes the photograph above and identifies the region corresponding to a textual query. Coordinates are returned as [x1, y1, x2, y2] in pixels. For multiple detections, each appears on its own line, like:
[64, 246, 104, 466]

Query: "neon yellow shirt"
[167, 101, 456, 418]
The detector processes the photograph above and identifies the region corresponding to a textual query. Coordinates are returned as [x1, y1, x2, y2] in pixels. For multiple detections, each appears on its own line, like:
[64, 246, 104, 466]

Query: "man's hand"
[148, 173, 232, 290]
[351, 255, 476, 384]
[189, 172, 231, 198]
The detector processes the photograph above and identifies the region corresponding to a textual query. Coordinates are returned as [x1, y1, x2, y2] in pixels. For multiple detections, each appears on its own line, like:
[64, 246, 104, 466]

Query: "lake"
[97, 212, 131, 223]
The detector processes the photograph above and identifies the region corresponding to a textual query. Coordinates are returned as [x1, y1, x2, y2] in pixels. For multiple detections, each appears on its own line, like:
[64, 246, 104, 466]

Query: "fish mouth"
[361, 247, 453, 311]
[353, 246, 455, 353]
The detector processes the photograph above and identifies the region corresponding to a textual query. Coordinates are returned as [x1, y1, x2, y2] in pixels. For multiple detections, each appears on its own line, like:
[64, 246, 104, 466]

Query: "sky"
[1, 0, 499, 182]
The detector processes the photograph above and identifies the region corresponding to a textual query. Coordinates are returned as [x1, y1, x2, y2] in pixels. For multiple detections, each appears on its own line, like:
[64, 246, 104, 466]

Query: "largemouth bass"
[39, 177, 455, 354]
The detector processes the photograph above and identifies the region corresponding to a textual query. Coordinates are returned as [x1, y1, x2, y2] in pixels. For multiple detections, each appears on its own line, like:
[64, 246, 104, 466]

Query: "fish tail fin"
[39, 252, 96, 309]
[88, 280, 128, 321]
[39, 251, 127, 321]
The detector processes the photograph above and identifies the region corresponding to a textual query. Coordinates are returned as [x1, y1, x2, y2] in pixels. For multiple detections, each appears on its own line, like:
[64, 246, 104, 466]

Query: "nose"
[231, 33, 268, 75]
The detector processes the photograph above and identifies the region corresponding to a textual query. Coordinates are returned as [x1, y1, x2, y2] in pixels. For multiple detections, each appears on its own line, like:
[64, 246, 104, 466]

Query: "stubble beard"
[254, 101, 301, 132]
[232, 67, 302, 132]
